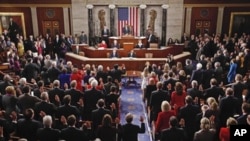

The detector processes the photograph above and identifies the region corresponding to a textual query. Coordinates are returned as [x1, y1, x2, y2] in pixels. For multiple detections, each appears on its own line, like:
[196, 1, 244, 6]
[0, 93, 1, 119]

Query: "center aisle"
[120, 81, 152, 141]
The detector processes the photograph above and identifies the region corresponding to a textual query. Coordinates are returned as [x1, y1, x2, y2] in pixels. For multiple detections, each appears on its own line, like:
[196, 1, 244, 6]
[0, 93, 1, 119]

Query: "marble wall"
[71, 0, 184, 44]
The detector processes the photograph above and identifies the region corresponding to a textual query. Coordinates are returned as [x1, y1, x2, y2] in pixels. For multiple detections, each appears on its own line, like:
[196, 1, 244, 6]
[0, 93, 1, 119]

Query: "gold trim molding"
[229, 12, 250, 37]
[0, 4, 71, 8]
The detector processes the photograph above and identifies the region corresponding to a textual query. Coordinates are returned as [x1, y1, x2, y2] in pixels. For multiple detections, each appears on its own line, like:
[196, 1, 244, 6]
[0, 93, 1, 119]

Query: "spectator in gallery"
[127, 50, 136, 58]
[98, 40, 108, 49]
[110, 39, 120, 49]
[79, 31, 87, 44]
[135, 39, 145, 49]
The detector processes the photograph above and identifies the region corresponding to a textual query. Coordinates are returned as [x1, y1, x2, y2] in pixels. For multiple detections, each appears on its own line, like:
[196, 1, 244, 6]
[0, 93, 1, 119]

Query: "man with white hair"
[83, 79, 104, 120]
[190, 63, 203, 85]
[36, 115, 61, 141]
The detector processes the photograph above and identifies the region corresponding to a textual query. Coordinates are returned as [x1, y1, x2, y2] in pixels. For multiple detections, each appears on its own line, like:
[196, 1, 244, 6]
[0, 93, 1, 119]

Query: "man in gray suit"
[79, 31, 87, 44]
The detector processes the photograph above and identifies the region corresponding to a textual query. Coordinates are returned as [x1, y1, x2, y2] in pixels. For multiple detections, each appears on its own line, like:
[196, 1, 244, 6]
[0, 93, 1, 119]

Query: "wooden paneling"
[0, 0, 71, 4]
[0, 7, 32, 38]
[36, 7, 64, 37]
[190, 7, 218, 36]
[222, 7, 250, 37]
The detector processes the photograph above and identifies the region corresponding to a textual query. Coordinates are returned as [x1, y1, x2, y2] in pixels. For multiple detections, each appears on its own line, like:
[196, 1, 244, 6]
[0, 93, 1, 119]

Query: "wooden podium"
[123, 42, 134, 51]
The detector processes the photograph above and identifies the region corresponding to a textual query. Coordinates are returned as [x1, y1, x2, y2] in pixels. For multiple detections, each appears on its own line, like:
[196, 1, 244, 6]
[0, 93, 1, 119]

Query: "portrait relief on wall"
[148, 9, 157, 32]
[229, 12, 250, 37]
[98, 9, 106, 31]
[0, 12, 26, 39]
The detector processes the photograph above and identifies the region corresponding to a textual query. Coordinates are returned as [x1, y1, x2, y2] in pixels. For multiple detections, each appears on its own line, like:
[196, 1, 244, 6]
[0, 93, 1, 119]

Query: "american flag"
[118, 7, 138, 36]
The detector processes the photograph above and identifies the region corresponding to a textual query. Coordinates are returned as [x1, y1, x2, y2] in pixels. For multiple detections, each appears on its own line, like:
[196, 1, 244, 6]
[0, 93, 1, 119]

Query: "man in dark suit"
[146, 29, 157, 48]
[65, 80, 84, 107]
[101, 26, 110, 46]
[121, 113, 145, 141]
[162, 71, 178, 93]
[122, 24, 131, 35]
[8, 17, 20, 42]
[160, 116, 187, 141]
[237, 103, 250, 125]
[34, 92, 57, 122]
[231, 74, 248, 105]
[110, 39, 120, 48]
[203, 78, 225, 102]
[17, 86, 42, 114]
[0, 74, 13, 95]
[219, 88, 241, 127]
[91, 99, 113, 133]
[149, 82, 170, 123]
[128, 50, 136, 58]
[16, 108, 43, 141]
[187, 80, 203, 106]
[190, 63, 203, 86]
[56, 95, 81, 120]
[48, 80, 65, 106]
[83, 79, 104, 120]
[60, 115, 88, 141]
[135, 39, 145, 49]
[178, 96, 200, 141]
[36, 115, 61, 141]
[108, 64, 126, 83]
[109, 48, 120, 58]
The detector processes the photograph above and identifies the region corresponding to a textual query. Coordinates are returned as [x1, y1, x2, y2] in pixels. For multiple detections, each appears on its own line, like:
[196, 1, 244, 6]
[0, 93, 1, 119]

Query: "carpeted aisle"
[120, 81, 152, 141]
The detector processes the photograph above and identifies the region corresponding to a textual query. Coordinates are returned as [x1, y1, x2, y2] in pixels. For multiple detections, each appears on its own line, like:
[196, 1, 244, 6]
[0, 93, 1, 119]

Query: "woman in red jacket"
[154, 100, 175, 139]
[219, 117, 238, 141]
[170, 82, 187, 115]
[70, 67, 83, 91]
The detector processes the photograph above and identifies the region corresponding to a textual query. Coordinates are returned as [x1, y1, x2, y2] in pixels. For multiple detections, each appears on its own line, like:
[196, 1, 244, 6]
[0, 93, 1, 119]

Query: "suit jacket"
[122, 26, 130, 35]
[65, 88, 84, 107]
[109, 52, 119, 58]
[34, 101, 57, 121]
[36, 127, 61, 141]
[150, 89, 170, 115]
[203, 86, 225, 102]
[56, 104, 80, 119]
[96, 125, 117, 141]
[83, 88, 104, 120]
[91, 108, 112, 132]
[135, 44, 144, 49]
[190, 69, 203, 85]
[128, 52, 136, 57]
[147, 34, 157, 43]
[17, 93, 41, 113]
[60, 126, 88, 141]
[193, 129, 216, 141]
[187, 88, 203, 103]
[219, 96, 241, 126]
[121, 123, 145, 141]
[16, 118, 43, 141]
[237, 114, 249, 125]
[160, 127, 187, 141]
[48, 87, 65, 105]
[232, 82, 248, 103]
[111, 43, 120, 49]
[178, 104, 200, 141]
[101, 29, 110, 37]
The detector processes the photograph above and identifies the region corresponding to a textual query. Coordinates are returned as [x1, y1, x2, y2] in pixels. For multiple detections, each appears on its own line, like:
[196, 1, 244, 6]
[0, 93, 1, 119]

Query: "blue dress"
[227, 63, 237, 83]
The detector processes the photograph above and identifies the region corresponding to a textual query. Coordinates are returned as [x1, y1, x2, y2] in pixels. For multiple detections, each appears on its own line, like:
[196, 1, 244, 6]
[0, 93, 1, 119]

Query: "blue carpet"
[120, 79, 152, 141]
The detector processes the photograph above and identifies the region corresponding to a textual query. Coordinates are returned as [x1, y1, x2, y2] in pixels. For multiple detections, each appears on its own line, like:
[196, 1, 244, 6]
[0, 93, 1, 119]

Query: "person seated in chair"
[135, 39, 145, 49]
[110, 39, 120, 49]
[109, 48, 119, 58]
[98, 40, 107, 49]
[128, 50, 136, 58]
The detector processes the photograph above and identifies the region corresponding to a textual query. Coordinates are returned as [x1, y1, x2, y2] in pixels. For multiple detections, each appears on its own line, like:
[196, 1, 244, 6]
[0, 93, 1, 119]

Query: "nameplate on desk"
[121, 57, 136, 60]
[97, 47, 105, 50]
[123, 42, 134, 45]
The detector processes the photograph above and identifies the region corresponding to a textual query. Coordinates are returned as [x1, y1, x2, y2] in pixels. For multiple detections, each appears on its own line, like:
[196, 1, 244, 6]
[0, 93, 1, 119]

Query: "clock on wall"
[200, 9, 209, 18]
[46, 9, 55, 18]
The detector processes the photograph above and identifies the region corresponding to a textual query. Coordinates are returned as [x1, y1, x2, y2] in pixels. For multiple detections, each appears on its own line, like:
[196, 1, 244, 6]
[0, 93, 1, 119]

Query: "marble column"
[109, 4, 116, 36]
[30, 7, 39, 37]
[87, 4, 94, 46]
[161, 4, 169, 46]
[216, 7, 224, 35]
[139, 4, 146, 36]
[185, 7, 192, 35]
[63, 7, 70, 36]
